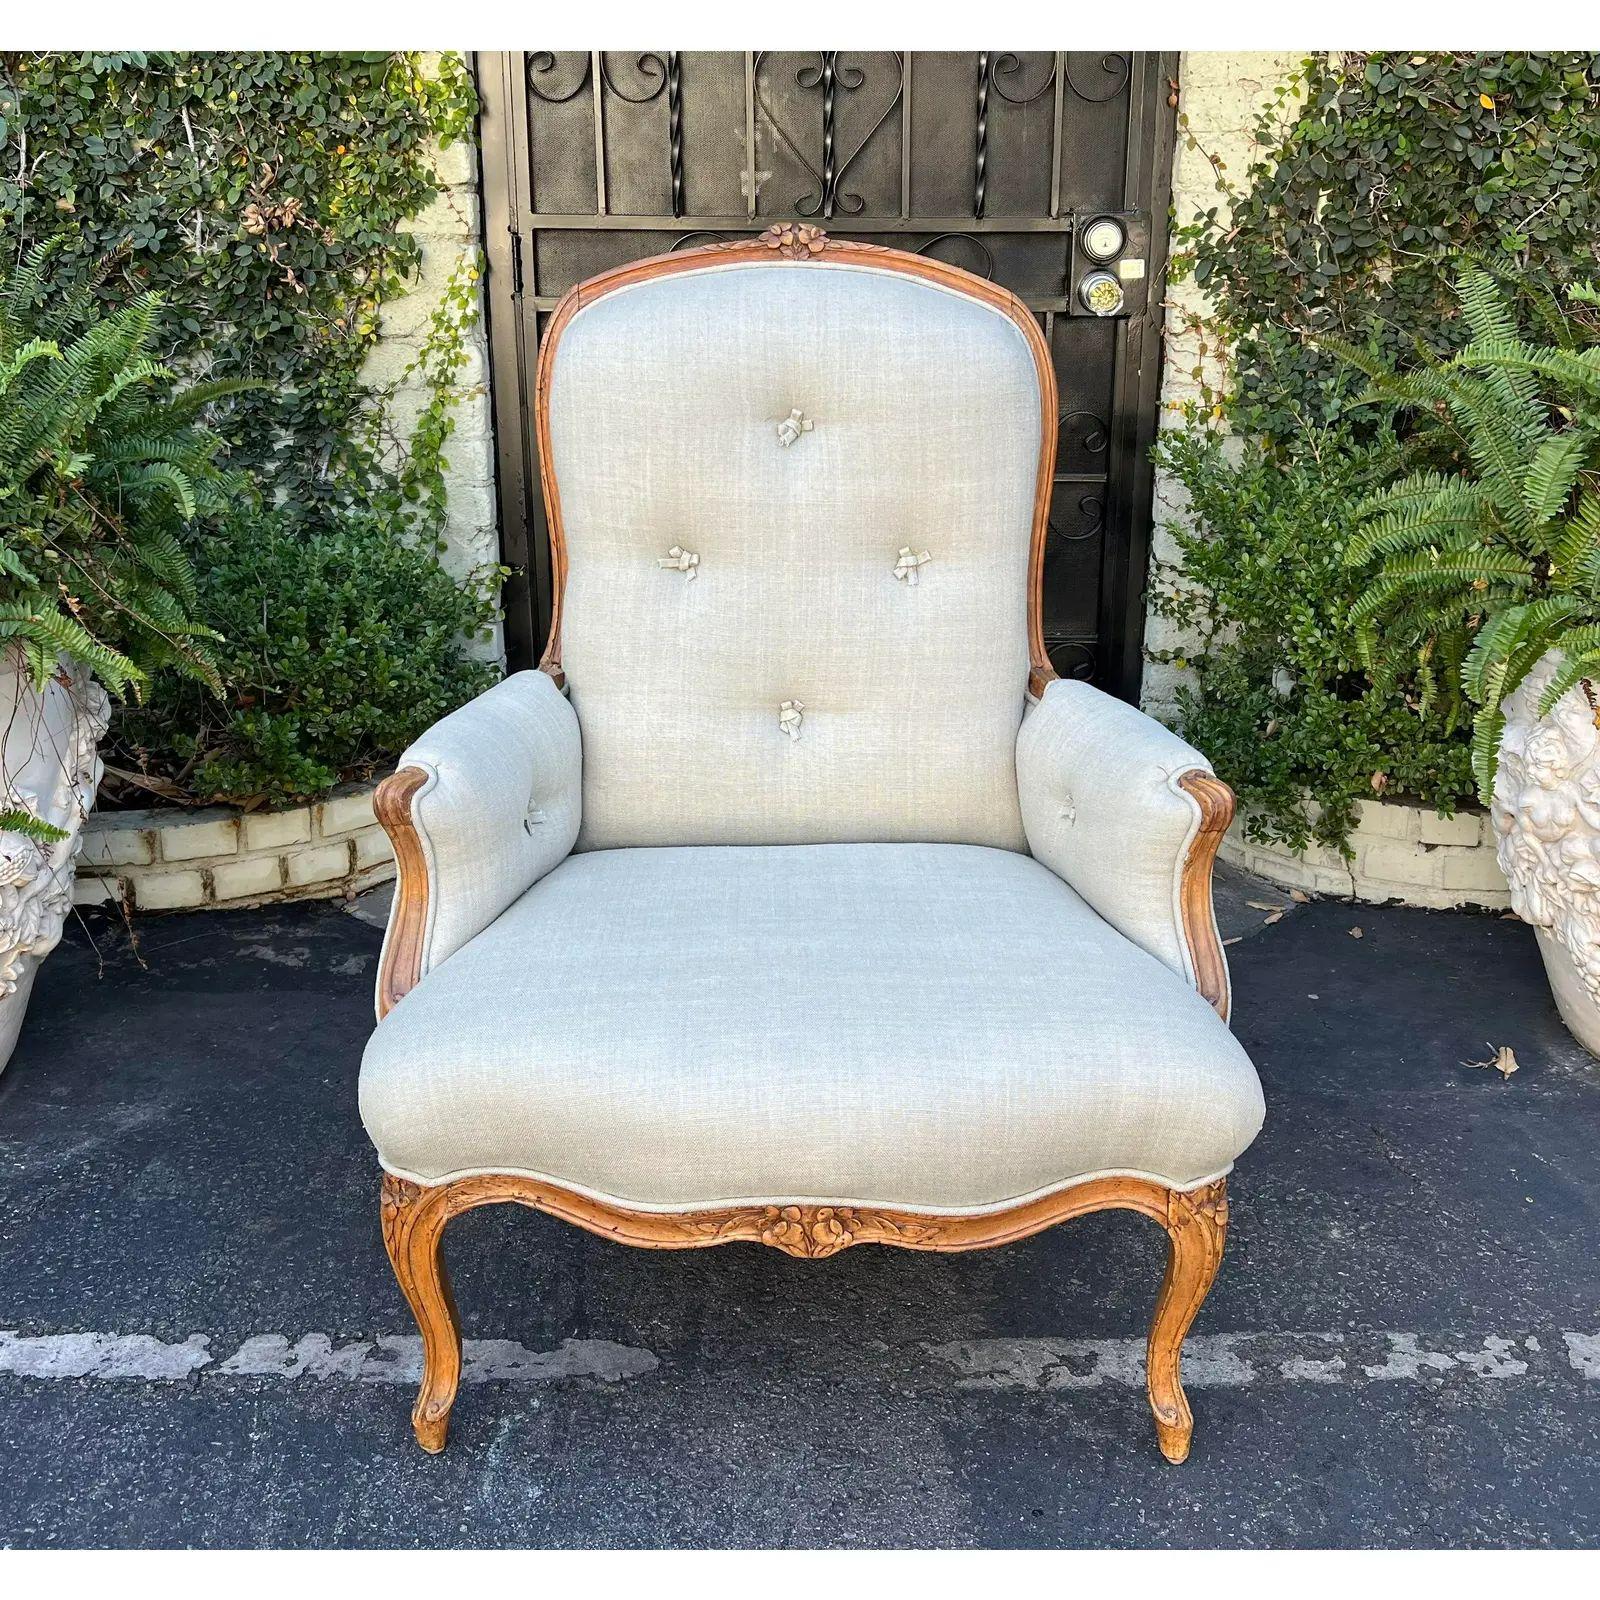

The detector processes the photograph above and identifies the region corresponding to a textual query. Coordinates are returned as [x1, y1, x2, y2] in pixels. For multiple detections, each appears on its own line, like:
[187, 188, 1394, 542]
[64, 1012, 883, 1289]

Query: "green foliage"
[0, 806, 68, 845]
[1, 52, 498, 809]
[1343, 267, 1600, 803]
[111, 507, 500, 806]
[1149, 425, 1476, 852]
[0, 51, 477, 525]
[0, 243, 248, 698]
[1174, 52, 1600, 445]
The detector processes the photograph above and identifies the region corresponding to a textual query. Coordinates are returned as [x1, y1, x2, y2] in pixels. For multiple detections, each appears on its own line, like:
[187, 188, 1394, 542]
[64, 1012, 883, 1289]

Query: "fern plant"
[1339, 266, 1600, 803]
[0, 243, 251, 703]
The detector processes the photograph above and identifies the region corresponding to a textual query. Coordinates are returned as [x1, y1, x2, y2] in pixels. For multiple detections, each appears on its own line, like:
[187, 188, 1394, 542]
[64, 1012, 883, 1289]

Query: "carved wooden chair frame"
[373, 224, 1237, 1463]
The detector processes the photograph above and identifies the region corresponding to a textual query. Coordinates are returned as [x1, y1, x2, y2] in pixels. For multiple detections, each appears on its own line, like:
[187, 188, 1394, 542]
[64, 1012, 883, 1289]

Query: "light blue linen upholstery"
[547, 261, 1040, 852]
[363, 249, 1265, 1211]
[362, 843, 1264, 1207]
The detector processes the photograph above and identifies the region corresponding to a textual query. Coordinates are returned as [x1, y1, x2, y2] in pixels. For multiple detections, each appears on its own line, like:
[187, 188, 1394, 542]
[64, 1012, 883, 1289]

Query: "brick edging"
[1220, 797, 1510, 911]
[75, 780, 393, 913]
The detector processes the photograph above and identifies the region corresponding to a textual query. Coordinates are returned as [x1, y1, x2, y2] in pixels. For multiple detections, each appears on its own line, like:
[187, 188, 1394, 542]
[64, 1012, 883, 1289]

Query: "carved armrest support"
[1017, 679, 1236, 1020]
[374, 766, 431, 1019]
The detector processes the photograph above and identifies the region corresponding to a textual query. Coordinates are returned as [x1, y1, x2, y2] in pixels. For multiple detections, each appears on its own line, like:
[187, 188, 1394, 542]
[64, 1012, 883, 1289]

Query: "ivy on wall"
[0, 50, 477, 528]
[1172, 51, 1600, 444]
[0, 52, 501, 807]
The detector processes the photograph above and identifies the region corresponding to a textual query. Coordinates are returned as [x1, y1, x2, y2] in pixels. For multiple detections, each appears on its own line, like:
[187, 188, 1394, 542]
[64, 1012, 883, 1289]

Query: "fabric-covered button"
[657, 544, 699, 579]
[776, 408, 814, 448]
[893, 547, 932, 585]
[778, 700, 804, 741]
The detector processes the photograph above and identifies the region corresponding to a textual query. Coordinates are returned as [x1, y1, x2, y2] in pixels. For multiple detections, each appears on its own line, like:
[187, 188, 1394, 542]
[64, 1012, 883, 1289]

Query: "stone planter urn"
[0, 650, 110, 1072]
[1492, 653, 1600, 1057]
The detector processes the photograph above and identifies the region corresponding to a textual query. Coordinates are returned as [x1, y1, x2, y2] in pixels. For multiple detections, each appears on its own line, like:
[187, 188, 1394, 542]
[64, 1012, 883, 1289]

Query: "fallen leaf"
[1289, 889, 1310, 903]
[1263, 910, 1285, 924]
[1348, 926, 1364, 938]
[1370, 771, 1390, 794]
[1246, 899, 1281, 911]
[1223, 936, 1242, 947]
[1463, 1043, 1519, 1081]
[1479, 92, 1495, 109]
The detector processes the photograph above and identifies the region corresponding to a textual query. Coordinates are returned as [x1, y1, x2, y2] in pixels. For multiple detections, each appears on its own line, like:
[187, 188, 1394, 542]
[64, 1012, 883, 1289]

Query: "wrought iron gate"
[476, 50, 1177, 698]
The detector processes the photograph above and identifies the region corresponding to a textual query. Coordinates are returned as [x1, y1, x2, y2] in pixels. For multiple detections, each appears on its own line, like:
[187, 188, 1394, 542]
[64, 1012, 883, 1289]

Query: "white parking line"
[0, 1331, 658, 1385]
[2, 1327, 1596, 1390]
[926, 1330, 1599, 1389]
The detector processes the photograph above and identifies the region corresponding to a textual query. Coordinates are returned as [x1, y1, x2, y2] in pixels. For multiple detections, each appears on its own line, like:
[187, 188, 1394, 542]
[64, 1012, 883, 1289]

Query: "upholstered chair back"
[538, 234, 1056, 852]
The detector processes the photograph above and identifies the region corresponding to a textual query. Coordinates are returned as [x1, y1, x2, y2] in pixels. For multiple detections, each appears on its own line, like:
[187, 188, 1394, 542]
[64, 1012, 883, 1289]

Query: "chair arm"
[1016, 679, 1235, 1018]
[374, 669, 581, 1017]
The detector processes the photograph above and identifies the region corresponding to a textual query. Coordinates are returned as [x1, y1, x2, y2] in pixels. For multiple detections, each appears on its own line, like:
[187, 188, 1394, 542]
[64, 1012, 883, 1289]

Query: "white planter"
[0, 650, 110, 1072]
[1492, 652, 1600, 1058]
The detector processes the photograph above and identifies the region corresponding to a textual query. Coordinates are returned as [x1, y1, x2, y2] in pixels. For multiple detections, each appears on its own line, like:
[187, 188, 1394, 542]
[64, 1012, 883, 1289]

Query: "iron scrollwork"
[530, 52, 686, 217]
[1048, 641, 1099, 681]
[526, 51, 590, 103]
[1059, 408, 1110, 457]
[753, 51, 906, 219]
[989, 52, 1058, 107]
[975, 52, 1058, 220]
[915, 232, 996, 281]
[1049, 493, 1105, 543]
[1063, 53, 1131, 103]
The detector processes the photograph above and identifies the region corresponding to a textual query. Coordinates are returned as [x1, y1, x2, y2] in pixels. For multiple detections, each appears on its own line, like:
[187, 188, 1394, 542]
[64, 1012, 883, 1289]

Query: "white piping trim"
[374, 1158, 1236, 1213]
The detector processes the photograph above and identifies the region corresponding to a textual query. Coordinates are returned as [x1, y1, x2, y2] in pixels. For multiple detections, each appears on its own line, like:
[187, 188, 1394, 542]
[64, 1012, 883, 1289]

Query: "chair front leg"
[1147, 1178, 1229, 1464]
[380, 1173, 462, 1453]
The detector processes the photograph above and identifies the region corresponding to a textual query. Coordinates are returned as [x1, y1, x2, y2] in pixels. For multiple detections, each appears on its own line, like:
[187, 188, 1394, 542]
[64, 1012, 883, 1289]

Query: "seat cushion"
[546, 261, 1042, 853]
[360, 844, 1264, 1210]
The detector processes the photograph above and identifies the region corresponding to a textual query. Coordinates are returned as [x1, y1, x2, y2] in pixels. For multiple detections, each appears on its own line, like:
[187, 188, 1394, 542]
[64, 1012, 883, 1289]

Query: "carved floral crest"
[757, 222, 830, 260]
[682, 1201, 944, 1257]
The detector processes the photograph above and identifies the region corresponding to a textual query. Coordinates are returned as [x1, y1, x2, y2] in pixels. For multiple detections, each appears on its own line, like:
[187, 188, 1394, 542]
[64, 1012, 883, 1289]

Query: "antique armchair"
[361, 225, 1265, 1463]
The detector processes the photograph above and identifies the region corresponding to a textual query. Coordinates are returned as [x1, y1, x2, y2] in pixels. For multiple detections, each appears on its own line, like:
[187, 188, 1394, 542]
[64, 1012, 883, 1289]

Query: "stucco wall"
[1142, 51, 1307, 719]
[361, 52, 502, 662]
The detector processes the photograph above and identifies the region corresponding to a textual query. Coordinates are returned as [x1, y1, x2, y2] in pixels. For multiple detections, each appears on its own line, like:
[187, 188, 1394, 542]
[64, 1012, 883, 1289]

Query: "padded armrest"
[375, 669, 581, 1016]
[1016, 679, 1234, 1017]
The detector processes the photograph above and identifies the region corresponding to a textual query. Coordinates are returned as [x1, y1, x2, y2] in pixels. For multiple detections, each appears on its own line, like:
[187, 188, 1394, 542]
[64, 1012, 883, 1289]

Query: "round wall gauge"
[1081, 215, 1126, 262]
[1078, 270, 1125, 317]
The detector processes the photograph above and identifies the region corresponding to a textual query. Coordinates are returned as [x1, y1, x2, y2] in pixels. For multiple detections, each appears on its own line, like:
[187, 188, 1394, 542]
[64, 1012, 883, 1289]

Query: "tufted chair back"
[538, 230, 1057, 852]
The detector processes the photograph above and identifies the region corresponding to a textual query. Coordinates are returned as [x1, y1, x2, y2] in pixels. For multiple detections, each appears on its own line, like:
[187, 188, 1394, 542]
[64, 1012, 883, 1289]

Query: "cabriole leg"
[1146, 1178, 1229, 1464]
[380, 1172, 462, 1453]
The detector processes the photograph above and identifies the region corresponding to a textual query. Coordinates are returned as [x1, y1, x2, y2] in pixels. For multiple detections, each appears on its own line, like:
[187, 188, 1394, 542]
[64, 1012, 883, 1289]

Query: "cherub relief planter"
[1493, 652, 1600, 1056]
[0, 650, 109, 1071]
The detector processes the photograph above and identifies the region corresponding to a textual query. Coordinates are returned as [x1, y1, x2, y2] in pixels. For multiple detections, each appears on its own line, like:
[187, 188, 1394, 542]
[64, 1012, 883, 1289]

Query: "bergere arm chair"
[362, 224, 1264, 1463]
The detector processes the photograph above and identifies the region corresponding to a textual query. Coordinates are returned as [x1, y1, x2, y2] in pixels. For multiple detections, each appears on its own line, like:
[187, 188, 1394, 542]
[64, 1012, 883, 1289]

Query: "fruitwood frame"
[372, 227, 1238, 1463]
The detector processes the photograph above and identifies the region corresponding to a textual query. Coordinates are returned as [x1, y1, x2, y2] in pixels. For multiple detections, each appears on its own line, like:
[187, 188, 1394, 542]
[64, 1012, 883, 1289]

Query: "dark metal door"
[477, 51, 1176, 698]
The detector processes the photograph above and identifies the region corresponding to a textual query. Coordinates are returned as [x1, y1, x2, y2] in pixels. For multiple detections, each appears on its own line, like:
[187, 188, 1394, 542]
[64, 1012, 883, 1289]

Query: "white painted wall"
[361, 53, 501, 661]
[1142, 51, 1308, 718]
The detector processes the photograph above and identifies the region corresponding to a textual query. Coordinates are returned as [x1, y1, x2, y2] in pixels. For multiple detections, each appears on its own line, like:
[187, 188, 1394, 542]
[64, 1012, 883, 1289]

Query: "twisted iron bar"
[756, 52, 905, 219]
[667, 51, 684, 217]
[791, 55, 839, 219]
[974, 51, 990, 220]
